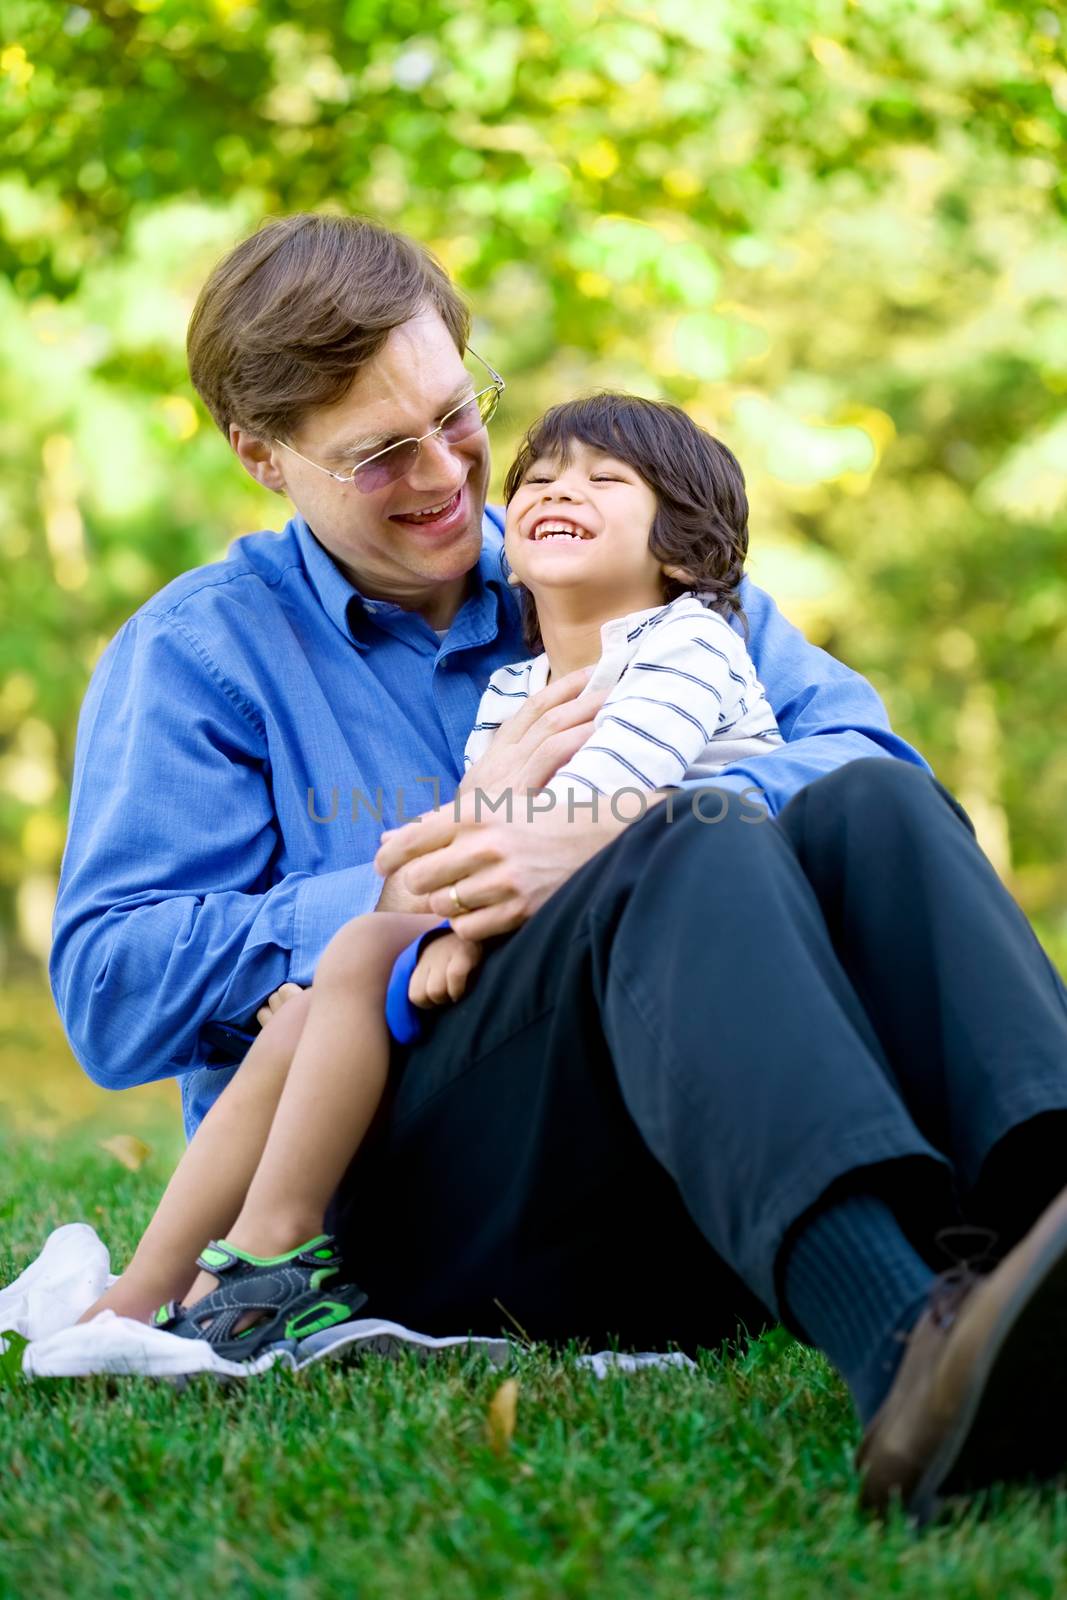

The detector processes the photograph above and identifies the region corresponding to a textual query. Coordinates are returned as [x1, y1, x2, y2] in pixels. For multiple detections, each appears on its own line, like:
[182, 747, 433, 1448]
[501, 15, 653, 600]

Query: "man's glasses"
[275, 348, 505, 494]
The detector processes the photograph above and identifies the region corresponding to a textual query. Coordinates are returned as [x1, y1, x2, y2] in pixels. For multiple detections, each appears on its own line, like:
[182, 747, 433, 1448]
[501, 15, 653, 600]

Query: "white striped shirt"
[463, 593, 784, 800]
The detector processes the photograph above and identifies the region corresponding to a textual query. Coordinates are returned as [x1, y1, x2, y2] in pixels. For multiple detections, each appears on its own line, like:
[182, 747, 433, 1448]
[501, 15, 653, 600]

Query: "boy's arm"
[50, 614, 389, 1092]
[674, 579, 932, 816]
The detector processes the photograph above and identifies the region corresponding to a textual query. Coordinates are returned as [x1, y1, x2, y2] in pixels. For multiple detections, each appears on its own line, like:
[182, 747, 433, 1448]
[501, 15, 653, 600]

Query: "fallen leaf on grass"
[487, 1377, 519, 1455]
[98, 1134, 152, 1171]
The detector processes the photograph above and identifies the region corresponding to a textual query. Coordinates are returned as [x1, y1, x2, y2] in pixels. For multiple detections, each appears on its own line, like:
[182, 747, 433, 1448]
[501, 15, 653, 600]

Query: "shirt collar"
[292, 512, 512, 653]
[528, 595, 698, 692]
[597, 593, 707, 647]
[599, 601, 663, 646]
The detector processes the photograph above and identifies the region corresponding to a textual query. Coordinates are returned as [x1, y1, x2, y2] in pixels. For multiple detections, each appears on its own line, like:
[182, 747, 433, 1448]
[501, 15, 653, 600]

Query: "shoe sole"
[175, 1323, 511, 1386]
[909, 1196, 1067, 1523]
[289, 1318, 512, 1371]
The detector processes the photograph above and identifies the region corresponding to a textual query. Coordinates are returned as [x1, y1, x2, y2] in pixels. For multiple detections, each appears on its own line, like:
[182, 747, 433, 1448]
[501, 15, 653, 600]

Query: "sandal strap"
[194, 1242, 242, 1276]
[152, 1300, 180, 1329]
[194, 1236, 342, 1278]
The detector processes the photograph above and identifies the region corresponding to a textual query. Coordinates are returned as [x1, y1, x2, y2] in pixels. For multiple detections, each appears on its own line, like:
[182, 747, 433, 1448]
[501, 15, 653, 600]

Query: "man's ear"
[230, 426, 288, 494]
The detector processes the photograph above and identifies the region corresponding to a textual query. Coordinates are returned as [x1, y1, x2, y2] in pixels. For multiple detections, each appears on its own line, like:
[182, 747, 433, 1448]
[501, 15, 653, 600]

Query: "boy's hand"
[256, 981, 306, 1028]
[408, 932, 482, 1009]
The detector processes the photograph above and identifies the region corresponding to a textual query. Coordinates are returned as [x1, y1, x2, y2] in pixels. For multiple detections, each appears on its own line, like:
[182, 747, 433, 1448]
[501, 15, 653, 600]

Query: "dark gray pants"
[335, 760, 1067, 1351]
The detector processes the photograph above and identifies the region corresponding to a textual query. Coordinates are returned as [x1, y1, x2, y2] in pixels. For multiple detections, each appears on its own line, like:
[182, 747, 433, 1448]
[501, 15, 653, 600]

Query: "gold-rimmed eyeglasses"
[274, 348, 505, 494]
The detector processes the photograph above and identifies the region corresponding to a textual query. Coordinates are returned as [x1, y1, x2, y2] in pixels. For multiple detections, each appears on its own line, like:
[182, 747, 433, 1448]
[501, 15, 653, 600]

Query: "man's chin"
[386, 534, 477, 592]
[399, 510, 484, 567]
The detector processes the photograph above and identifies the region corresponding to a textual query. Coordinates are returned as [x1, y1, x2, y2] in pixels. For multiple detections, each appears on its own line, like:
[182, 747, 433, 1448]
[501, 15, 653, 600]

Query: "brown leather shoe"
[857, 1181, 1067, 1522]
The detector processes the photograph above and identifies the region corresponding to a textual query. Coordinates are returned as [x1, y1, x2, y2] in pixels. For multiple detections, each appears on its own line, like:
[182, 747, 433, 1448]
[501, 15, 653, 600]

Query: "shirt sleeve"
[49, 613, 384, 1091]
[674, 579, 933, 817]
[548, 604, 757, 799]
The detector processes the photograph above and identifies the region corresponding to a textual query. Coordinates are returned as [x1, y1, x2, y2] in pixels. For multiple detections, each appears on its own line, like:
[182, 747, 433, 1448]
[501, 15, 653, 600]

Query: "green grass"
[5, 986, 1067, 1597]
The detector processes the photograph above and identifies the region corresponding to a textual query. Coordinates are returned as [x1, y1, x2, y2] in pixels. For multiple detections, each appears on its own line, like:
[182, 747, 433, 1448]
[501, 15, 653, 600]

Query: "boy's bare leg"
[183, 912, 442, 1308]
[77, 990, 313, 1324]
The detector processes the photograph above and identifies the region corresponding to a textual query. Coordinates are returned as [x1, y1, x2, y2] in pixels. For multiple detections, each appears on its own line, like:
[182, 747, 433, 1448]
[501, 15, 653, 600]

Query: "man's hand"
[374, 790, 671, 943]
[408, 930, 482, 1008]
[376, 666, 609, 922]
[374, 860, 434, 914]
[458, 665, 608, 801]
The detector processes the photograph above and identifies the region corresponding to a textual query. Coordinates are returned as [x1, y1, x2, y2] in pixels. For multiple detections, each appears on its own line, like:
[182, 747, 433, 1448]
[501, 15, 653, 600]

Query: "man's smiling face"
[237, 308, 491, 613]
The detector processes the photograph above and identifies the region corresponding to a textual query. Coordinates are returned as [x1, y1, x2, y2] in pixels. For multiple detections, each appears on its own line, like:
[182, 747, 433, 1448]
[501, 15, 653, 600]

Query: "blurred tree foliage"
[0, 0, 1065, 973]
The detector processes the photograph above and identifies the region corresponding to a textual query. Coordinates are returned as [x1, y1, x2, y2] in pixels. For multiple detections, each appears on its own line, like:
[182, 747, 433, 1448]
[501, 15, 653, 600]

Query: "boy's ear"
[662, 563, 693, 584]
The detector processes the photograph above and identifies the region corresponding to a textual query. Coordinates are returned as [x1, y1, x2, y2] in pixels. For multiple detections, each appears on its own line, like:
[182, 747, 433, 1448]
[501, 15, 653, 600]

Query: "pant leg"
[335, 793, 951, 1343]
[776, 759, 1067, 1200]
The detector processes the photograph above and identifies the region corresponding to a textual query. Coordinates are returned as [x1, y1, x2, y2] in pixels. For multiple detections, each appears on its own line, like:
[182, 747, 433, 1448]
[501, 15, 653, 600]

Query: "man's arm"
[677, 579, 932, 816]
[49, 614, 388, 1091]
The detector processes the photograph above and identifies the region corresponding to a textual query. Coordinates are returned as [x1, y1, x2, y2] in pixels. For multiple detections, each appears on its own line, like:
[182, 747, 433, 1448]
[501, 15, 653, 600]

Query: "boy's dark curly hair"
[502, 393, 749, 655]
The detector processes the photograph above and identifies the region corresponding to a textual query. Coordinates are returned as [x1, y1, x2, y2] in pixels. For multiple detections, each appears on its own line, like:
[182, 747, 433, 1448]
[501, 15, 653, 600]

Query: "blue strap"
[384, 920, 451, 1044]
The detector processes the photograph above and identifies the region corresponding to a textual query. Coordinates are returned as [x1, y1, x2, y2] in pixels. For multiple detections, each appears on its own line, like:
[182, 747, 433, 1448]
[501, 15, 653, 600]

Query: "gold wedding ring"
[449, 883, 469, 915]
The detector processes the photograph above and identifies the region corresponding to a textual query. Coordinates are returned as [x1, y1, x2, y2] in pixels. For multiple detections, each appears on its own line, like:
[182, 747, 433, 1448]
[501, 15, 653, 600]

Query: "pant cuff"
[747, 1119, 952, 1319]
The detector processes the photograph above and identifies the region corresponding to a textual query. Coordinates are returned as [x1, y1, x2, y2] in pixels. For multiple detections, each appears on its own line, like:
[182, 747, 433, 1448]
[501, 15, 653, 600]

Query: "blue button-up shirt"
[50, 510, 930, 1138]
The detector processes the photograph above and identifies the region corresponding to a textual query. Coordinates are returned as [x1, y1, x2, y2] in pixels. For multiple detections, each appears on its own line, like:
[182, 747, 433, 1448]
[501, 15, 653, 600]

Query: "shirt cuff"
[290, 864, 385, 985]
[671, 773, 772, 818]
[385, 921, 452, 1045]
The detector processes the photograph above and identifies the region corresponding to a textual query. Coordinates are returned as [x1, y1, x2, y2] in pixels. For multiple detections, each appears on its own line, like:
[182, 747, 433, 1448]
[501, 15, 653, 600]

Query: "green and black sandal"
[152, 1235, 368, 1362]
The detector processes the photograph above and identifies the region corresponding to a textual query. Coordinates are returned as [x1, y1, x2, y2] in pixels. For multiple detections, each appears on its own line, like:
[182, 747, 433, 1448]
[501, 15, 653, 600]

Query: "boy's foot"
[256, 981, 306, 1029]
[857, 1182, 1067, 1521]
[153, 1235, 367, 1362]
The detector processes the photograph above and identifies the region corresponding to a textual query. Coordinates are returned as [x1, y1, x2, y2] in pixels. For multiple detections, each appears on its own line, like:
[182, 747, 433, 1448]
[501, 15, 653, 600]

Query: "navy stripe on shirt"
[550, 768, 605, 797]
[692, 634, 750, 689]
[578, 743, 655, 788]
[598, 714, 688, 770]
[629, 660, 721, 693]
[614, 694, 713, 743]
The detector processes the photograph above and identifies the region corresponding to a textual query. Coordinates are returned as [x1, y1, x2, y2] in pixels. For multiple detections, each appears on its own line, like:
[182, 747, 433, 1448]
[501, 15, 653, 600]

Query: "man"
[51, 213, 1067, 1520]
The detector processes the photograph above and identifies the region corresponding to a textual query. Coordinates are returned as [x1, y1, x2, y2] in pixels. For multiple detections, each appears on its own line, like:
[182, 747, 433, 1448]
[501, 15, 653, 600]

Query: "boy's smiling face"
[504, 440, 667, 610]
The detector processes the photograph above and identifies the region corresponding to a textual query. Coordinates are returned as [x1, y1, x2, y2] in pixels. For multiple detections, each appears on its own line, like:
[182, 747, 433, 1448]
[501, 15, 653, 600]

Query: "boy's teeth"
[533, 521, 589, 539]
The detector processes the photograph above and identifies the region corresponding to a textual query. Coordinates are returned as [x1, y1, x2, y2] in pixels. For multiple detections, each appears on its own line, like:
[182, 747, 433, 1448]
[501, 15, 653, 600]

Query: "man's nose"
[406, 431, 465, 492]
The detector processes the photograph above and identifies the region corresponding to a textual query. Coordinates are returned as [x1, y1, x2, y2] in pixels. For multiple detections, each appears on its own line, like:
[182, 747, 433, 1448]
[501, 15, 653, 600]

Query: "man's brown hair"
[503, 393, 750, 655]
[187, 213, 471, 442]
